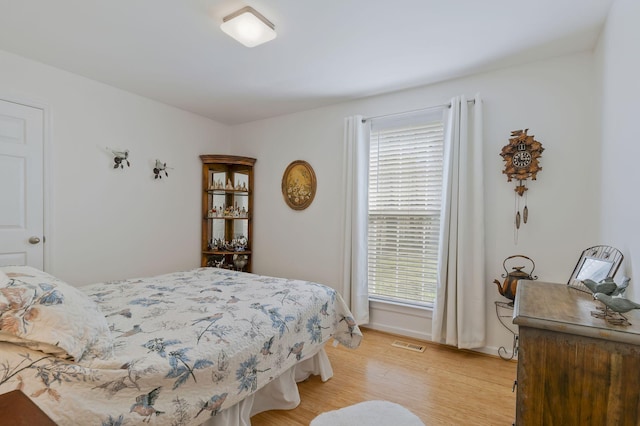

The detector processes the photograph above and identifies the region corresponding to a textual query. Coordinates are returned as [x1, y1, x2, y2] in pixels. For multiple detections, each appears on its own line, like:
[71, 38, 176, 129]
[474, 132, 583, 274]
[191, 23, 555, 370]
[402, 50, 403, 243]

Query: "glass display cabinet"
[200, 155, 256, 272]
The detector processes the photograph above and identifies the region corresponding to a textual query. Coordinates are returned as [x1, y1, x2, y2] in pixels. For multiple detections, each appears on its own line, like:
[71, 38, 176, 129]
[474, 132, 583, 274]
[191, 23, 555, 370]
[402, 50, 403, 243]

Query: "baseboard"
[363, 323, 516, 360]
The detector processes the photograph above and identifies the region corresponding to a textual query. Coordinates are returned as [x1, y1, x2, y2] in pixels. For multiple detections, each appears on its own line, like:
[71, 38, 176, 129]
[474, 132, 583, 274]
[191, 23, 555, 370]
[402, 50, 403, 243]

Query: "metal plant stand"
[495, 301, 518, 360]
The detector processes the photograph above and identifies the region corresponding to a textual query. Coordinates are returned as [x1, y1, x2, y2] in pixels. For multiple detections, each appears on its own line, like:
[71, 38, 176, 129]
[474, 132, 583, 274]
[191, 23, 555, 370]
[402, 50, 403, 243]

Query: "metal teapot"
[493, 255, 537, 302]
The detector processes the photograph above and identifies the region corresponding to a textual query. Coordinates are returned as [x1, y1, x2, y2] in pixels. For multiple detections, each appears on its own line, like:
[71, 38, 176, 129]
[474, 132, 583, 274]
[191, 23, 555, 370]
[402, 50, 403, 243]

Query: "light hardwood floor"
[252, 328, 517, 425]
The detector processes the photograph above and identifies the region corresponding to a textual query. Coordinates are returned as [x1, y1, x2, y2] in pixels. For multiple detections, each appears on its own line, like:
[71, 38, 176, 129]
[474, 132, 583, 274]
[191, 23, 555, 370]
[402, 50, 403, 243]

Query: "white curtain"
[431, 95, 485, 349]
[341, 115, 370, 325]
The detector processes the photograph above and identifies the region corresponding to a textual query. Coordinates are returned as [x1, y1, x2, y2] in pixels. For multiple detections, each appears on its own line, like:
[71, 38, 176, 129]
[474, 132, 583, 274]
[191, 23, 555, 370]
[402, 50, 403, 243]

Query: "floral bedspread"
[0, 267, 362, 425]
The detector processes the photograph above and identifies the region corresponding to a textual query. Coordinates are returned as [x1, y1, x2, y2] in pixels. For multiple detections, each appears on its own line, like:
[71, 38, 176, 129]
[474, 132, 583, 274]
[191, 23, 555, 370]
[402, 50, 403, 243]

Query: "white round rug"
[310, 400, 425, 426]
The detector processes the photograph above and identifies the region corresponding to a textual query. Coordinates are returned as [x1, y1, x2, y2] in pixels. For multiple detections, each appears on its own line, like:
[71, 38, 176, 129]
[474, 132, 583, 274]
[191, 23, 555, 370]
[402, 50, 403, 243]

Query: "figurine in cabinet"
[233, 254, 248, 271]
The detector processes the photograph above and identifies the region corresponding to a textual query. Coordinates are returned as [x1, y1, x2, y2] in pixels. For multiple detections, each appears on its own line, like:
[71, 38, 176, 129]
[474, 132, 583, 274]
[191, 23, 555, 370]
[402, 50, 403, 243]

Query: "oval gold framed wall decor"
[281, 160, 316, 210]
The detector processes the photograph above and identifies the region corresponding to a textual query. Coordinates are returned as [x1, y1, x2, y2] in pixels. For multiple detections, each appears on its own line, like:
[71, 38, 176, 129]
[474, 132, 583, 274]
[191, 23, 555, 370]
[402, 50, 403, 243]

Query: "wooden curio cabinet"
[200, 155, 256, 272]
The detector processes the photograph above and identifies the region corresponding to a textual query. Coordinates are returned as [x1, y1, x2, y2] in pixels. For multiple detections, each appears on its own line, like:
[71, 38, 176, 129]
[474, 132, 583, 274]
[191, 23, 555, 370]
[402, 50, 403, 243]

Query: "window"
[367, 109, 445, 306]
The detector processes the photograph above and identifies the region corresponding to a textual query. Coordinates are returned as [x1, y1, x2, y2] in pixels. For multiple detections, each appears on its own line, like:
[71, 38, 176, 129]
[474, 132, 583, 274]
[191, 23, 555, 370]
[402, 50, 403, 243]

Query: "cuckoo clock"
[500, 129, 544, 241]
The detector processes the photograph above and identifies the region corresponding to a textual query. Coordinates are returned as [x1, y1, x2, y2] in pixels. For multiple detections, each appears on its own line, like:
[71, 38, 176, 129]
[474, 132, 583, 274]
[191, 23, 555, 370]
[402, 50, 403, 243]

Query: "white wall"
[596, 0, 640, 299]
[231, 52, 601, 354]
[0, 50, 230, 285]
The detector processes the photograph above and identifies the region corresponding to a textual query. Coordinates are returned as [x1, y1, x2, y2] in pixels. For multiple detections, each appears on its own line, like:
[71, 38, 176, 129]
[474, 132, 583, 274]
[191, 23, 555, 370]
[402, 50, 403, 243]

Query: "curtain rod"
[361, 99, 475, 123]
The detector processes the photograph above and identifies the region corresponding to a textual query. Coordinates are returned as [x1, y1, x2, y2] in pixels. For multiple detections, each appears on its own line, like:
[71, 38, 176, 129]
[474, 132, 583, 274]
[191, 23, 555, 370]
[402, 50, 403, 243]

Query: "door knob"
[28, 236, 41, 244]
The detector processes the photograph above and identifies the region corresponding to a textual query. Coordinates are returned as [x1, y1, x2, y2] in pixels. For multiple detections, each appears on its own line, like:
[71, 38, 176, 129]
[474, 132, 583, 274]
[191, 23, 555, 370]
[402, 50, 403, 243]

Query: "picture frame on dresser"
[567, 245, 623, 292]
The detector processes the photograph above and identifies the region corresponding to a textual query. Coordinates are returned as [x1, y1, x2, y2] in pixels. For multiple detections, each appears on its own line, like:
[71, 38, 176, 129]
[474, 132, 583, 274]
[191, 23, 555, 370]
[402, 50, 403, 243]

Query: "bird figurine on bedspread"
[130, 386, 164, 421]
[195, 392, 228, 418]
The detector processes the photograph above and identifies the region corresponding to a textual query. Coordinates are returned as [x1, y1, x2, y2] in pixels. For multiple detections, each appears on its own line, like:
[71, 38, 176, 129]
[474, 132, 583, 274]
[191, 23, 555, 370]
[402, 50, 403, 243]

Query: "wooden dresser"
[513, 281, 640, 425]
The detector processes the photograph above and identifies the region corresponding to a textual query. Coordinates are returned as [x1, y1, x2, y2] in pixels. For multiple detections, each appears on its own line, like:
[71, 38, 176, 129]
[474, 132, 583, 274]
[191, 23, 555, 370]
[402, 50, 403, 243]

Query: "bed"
[0, 266, 362, 425]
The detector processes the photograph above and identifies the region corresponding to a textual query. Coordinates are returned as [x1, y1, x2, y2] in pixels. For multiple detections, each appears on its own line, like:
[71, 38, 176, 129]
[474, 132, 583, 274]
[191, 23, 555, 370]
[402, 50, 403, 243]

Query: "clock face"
[512, 151, 532, 168]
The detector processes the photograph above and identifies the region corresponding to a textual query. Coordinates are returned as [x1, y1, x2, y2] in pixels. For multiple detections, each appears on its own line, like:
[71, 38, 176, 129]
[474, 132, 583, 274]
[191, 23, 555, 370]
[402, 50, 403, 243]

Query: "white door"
[0, 99, 44, 268]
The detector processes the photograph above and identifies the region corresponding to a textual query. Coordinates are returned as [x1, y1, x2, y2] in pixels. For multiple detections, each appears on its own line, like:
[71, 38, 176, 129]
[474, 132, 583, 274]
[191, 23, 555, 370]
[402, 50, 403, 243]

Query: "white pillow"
[0, 266, 113, 361]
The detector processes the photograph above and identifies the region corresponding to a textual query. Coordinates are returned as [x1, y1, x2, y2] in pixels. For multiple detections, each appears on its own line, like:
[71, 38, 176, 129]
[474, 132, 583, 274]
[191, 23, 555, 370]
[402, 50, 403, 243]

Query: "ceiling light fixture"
[220, 6, 276, 48]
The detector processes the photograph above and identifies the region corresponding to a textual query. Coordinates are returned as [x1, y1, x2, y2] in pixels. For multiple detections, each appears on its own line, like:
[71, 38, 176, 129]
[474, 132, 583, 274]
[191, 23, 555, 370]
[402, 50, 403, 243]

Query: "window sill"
[369, 297, 433, 319]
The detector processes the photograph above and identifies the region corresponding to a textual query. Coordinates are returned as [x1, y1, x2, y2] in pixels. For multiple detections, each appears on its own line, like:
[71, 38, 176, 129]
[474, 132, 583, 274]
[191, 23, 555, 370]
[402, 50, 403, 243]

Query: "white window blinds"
[368, 109, 445, 306]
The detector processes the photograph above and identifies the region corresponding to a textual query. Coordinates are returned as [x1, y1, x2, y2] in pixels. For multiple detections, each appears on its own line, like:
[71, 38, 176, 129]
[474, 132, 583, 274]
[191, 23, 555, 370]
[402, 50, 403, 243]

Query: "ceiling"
[0, 0, 614, 125]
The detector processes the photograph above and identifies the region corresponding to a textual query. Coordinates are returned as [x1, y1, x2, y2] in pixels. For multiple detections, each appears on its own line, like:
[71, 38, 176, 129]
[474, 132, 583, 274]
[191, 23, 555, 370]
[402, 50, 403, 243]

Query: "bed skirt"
[202, 347, 333, 426]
